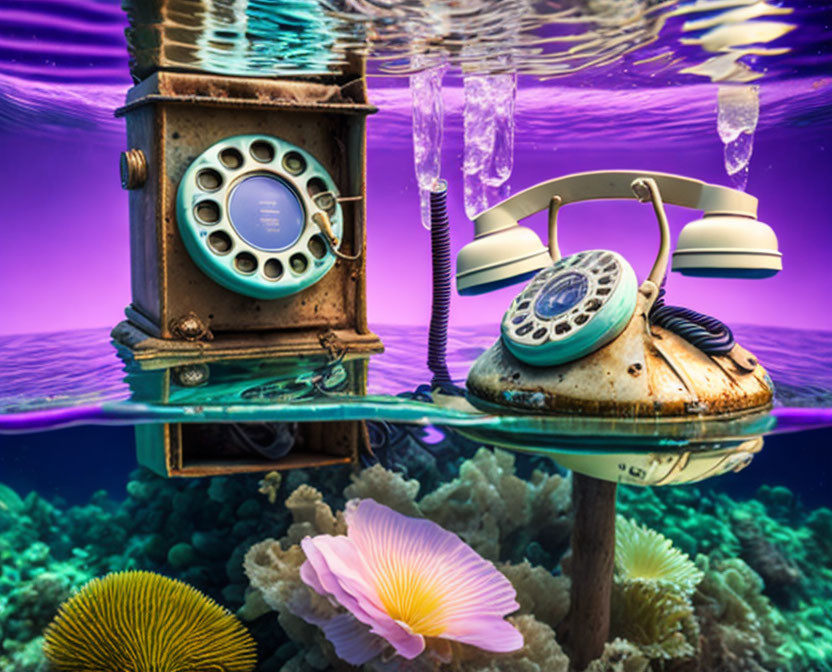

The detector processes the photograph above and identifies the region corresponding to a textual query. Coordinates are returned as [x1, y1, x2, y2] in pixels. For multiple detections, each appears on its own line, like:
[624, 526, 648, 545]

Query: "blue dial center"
[228, 174, 305, 251]
[534, 271, 589, 319]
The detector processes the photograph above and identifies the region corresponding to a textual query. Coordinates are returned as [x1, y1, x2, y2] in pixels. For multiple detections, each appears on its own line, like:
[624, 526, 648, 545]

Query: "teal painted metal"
[501, 250, 638, 366]
[176, 133, 343, 300]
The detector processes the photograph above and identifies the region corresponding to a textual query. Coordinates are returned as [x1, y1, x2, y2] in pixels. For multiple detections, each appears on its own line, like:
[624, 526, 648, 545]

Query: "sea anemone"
[299, 498, 523, 664]
[43, 570, 257, 672]
[615, 515, 704, 595]
[612, 516, 704, 661]
[611, 580, 697, 660]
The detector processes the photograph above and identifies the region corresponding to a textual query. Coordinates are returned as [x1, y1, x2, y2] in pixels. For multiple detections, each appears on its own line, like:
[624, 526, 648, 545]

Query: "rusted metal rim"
[115, 95, 378, 117]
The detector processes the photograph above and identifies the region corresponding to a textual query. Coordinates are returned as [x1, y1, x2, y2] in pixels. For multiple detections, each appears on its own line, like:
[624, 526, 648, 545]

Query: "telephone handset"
[177, 134, 345, 300]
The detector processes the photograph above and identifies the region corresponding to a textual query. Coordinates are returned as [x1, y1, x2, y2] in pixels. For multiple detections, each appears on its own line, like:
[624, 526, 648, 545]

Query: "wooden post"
[564, 472, 618, 670]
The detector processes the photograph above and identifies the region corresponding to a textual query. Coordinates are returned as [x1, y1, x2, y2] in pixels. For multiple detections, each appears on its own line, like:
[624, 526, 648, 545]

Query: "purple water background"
[1, 84, 829, 335]
[0, 0, 830, 335]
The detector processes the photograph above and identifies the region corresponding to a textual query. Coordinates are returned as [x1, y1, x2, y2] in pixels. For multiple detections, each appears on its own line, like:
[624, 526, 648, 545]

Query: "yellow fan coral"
[615, 516, 704, 595]
[43, 570, 257, 672]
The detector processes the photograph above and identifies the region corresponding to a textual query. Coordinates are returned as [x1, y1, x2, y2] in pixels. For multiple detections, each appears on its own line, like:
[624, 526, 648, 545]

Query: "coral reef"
[0, 465, 349, 672]
[0, 489, 126, 672]
[409, 448, 572, 565]
[730, 512, 802, 605]
[611, 581, 697, 661]
[614, 517, 704, 593]
[2, 439, 832, 672]
[584, 639, 649, 672]
[244, 449, 574, 671]
[44, 570, 257, 671]
[609, 517, 703, 661]
[691, 555, 786, 672]
[619, 483, 832, 672]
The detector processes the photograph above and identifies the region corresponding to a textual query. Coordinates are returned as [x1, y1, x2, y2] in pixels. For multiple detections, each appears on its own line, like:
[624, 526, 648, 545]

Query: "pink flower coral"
[299, 499, 523, 664]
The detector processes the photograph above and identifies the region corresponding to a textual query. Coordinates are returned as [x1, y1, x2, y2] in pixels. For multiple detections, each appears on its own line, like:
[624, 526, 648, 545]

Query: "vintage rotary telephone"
[177, 133, 353, 300]
[115, 71, 381, 357]
[115, 70, 381, 477]
[457, 170, 781, 369]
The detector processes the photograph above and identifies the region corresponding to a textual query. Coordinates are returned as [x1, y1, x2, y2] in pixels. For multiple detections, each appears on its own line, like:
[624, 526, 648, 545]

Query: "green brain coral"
[43, 570, 257, 672]
[615, 515, 704, 595]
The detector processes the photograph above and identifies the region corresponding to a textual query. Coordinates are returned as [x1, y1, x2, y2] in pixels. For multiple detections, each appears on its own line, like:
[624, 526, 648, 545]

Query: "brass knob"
[120, 148, 147, 190]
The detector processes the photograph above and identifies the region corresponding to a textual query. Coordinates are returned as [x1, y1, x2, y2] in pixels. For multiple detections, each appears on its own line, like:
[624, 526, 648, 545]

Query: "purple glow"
[0, 406, 109, 432]
[0, 81, 830, 335]
[771, 407, 832, 428]
[362, 114, 832, 331]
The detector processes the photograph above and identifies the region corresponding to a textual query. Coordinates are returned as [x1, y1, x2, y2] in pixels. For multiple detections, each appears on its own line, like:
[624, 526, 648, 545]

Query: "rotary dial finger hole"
[282, 151, 307, 176]
[263, 259, 283, 280]
[289, 253, 309, 274]
[208, 231, 232, 254]
[195, 201, 220, 224]
[196, 169, 222, 191]
[308, 235, 327, 260]
[314, 191, 337, 214]
[516, 323, 534, 336]
[307, 177, 326, 198]
[219, 148, 243, 170]
[235, 252, 257, 274]
[250, 140, 275, 163]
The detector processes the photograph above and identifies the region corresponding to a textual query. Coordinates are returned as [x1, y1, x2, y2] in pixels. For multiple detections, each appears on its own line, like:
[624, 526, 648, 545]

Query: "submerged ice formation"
[463, 68, 518, 219]
[410, 54, 518, 225]
[717, 84, 760, 191]
[411, 57, 447, 229]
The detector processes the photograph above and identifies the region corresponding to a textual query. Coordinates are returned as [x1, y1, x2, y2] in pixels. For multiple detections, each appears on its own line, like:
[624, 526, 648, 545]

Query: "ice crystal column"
[717, 84, 760, 191]
[484, 70, 517, 204]
[463, 65, 517, 220]
[463, 73, 495, 220]
[410, 56, 447, 229]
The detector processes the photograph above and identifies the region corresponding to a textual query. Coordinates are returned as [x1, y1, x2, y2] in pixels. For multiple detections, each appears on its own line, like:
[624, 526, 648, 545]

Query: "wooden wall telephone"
[113, 70, 383, 361]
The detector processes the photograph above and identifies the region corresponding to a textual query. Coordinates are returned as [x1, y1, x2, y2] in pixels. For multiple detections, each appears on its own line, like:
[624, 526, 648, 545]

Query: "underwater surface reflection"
[2, 0, 831, 135]
[0, 323, 830, 431]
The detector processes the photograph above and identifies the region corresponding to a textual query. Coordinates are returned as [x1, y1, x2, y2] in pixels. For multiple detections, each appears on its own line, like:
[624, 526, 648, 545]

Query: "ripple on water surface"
[0, 0, 830, 141]
[0, 324, 829, 427]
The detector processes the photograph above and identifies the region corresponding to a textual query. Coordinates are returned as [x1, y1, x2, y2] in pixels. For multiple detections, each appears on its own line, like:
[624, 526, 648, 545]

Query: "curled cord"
[359, 178, 461, 468]
[427, 181, 456, 391]
[649, 280, 735, 355]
